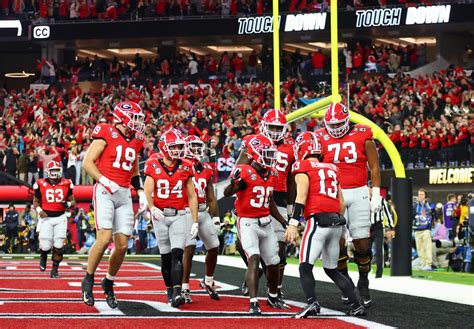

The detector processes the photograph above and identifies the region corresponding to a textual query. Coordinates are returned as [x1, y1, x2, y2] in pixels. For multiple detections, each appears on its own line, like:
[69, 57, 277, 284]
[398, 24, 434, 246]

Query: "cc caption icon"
[33, 26, 50, 39]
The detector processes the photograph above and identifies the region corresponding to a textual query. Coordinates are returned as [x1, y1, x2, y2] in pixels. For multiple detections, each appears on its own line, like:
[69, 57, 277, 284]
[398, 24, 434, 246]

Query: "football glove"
[370, 187, 382, 213]
[190, 222, 199, 240]
[150, 207, 164, 222]
[99, 176, 120, 194]
[137, 191, 148, 213]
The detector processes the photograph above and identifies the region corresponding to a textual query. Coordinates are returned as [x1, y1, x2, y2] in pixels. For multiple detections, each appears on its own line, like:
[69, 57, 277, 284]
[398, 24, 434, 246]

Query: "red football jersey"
[316, 124, 372, 189]
[273, 137, 295, 192]
[190, 160, 213, 204]
[144, 157, 194, 210]
[92, 123, 145, 187]
[292, 160, 340, 217]
[33, 178, 74, 213]
[234, 164, 276, 218]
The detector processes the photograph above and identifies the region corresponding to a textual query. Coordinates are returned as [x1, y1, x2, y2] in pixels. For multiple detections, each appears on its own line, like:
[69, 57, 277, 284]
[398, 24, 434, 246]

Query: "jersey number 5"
[275, 152, 289, 172]
[250, 186, 273, 208]
[328, 142, 357, 164]
[45, 189, 64, 203]
[112, 145, 136, 171]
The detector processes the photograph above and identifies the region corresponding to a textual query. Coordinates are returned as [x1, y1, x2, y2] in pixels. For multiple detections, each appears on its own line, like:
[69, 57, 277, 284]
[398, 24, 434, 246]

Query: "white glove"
[150, 207, 164, 222]
[138, 191, 148, 213]
[370, 187, 382, 213]
[212, 216, 221, 231]
[190, 222, 199, 240]
[99, 176, 120, 194]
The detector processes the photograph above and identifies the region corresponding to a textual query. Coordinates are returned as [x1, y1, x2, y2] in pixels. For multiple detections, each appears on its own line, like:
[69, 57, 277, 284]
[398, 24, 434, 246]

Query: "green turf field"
[284, 257, 474, 286]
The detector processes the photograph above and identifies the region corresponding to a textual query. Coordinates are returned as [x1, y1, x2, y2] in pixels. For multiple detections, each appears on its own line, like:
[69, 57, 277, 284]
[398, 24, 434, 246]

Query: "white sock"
[106, 273, 116, 281]
[205, 276, 213, 286]
[250, 297, 258, 303]
[182, 283, 190, 290]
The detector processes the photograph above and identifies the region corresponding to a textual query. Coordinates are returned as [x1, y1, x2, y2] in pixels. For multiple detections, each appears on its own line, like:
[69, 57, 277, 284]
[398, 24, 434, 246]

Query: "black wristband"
[291, 202, 305, 221]
[131, 175, 143, 192]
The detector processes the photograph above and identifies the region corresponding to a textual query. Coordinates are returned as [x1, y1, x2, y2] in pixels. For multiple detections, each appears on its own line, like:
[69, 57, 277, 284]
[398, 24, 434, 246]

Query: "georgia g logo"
[121, 103, 132, 110]
[341, 105, 349, 114]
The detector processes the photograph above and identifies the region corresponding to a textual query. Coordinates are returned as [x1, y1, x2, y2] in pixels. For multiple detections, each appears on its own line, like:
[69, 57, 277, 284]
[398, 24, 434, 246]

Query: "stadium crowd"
[37, 43, 429, 84]
[0, 0, 455, 21]
[0, 65, 472, 186]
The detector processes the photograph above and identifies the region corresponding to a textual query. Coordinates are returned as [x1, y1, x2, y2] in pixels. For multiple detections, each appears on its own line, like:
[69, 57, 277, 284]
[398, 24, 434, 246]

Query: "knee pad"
[171, 248, 184, 264]
[299, 262, 313, 277]
[52, 247, 64, 264]
[354, 248, 372, 274]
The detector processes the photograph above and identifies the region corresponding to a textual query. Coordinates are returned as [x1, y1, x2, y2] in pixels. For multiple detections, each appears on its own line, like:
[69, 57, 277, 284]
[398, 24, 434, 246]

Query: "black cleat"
[361, 296, 372, 308]
[101, 278, 118, 309]
[249, 301, 261, 315]
[341, 296, 351, 305]
[293, 301, 321, 319]
[170, 293, 185, 308]
[39, 254, 47, 272]
[277, 289, 291, 309]
[166, 288, 173, 304]
[347, 304, 367, 316]
[50, 265, 60, 278]
[267, 295, 286, 309]
[182, 289, 192, 304]
[200, 280, 220, 300]
[81, 275, 95, 306]
[357, 276, 371, 308]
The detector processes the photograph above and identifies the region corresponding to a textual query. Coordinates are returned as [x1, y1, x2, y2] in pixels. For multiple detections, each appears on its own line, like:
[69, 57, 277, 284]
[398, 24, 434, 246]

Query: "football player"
[316, 103, 381, 307]
[181, 135, 221, 303]
[81, 101, 147, 309]
[285, 132, 366, 318]
[34, 160, 75, 278]
[144, 129, 199, 308]
[224, 134, 288, 315]
[259, 109, 295, 305]
[234, 109, 294, 307]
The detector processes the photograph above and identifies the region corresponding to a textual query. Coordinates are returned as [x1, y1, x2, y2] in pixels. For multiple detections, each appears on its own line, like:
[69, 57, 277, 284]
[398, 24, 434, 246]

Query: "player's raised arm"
[223, 167, 246, 197]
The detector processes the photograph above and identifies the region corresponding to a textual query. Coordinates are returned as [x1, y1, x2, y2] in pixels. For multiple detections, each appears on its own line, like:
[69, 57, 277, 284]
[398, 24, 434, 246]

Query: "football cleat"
[293, 301, 321, 319]
[166, 287, 173, 304]
[50, 265, 60, 278]
[39, 254, 47, 272]
[347, 304, 367, 316]
[277, 289, 291, 309]
[200, 280, 220, 300]
[267, 295, 287, 309]
[249, 301, 261, 315]
[361, 297, 372, 308]
[182, 289, 192, 304]
[101, 278, 118, 309]
[341, 296, 350, 305]
[81, 275, 95, 306]
[171, 294, 185, 308]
